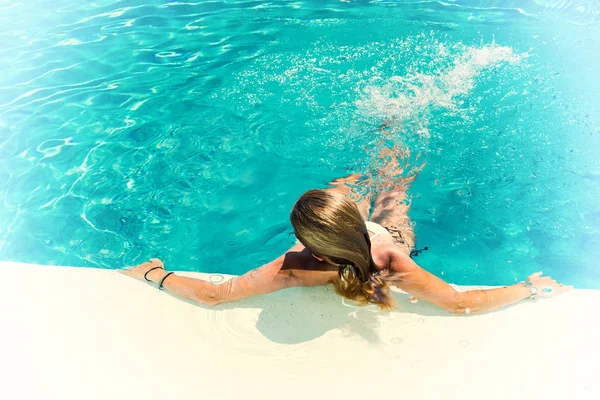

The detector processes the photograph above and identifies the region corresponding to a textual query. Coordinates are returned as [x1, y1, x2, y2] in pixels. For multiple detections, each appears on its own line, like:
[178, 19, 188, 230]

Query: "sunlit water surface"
[0, 0, 598, 288]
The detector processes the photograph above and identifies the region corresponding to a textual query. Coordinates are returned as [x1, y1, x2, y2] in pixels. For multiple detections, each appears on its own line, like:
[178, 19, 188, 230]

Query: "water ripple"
[0, 0, 597, 290]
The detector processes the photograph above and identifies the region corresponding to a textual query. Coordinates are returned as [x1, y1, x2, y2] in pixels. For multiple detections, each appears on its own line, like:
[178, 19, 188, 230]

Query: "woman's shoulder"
[277, 251, 339, 287]
[371, 242, 414, 273]
[369, 242, 395, 272]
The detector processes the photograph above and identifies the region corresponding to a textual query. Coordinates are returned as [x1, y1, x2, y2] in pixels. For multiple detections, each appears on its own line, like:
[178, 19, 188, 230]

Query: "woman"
[120, 149, 572, 314]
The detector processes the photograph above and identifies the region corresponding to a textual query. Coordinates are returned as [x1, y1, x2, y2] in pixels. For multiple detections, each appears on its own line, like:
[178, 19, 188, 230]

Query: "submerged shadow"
[161, 275, 517, 346]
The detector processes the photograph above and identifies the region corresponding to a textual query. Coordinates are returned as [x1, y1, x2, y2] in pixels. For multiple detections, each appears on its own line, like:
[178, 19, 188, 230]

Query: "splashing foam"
[356, 44, 524, 128]
[356, 43, 524, 188]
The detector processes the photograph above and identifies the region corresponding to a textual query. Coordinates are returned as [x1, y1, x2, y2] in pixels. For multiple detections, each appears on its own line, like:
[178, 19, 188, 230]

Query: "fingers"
[528, 271, 543, 280]
[150, 258, 164, 267]
[557, 285, 574, 294]
[118, 258, 162, 274]
[537, 276, 554, 283]
[525, 270, 575, 297]
[538, 283, 574, 297]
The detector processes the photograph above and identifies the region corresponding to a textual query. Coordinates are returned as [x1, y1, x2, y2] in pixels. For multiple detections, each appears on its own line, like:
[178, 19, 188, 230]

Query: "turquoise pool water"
[1, 1, 598, 288]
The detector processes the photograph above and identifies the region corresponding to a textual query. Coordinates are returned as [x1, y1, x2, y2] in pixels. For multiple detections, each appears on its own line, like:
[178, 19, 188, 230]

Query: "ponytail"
[333, 263, 396, 311]
[291, 189, 398, 311]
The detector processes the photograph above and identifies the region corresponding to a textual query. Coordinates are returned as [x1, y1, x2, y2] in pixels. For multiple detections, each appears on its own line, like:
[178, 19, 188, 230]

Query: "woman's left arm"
[119, 255, 300, 307]
[386, 247, 573, 315]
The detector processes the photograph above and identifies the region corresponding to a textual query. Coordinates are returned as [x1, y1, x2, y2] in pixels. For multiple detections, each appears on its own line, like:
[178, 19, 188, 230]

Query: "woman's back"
[278, 222, 396, 288]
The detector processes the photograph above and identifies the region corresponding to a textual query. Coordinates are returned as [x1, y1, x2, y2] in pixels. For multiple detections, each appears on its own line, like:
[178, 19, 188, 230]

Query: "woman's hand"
[119, 258, 165, 282]
[526, 271, 573, 298]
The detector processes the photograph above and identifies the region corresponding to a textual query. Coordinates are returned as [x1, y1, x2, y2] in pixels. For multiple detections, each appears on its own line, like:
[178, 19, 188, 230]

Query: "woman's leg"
[369, 147, 423, 255]
[324, 173, 372, 221]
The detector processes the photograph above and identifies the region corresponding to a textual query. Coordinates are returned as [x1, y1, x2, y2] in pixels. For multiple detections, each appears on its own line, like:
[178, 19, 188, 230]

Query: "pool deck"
[2, 261, 598, 400]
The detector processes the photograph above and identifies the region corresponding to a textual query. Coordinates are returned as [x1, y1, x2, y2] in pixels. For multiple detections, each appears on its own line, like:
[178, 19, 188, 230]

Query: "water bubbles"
[426, 207, 438, 215]
[356, 43, 522, 124]
[457, 188, 472, 197]
[223, 240, 238, 248]
[503, 223, 523, 237]
[482, 226, 497, 239]
[447, 205, 464, 215]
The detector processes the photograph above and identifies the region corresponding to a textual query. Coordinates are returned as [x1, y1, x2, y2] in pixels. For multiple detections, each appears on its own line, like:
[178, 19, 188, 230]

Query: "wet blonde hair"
[290, 189, 396, 311]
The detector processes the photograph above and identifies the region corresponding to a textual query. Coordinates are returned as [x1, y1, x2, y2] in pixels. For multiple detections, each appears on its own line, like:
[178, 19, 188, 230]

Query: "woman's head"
[290, 189, 395, 310]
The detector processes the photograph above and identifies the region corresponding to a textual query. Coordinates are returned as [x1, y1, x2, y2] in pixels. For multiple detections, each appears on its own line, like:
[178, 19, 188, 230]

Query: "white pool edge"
[2, 261, 599, 400]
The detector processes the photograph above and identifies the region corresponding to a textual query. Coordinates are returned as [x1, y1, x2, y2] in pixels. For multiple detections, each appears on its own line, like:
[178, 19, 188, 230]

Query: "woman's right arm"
[386, 246, 573, 315]
[119, 243, 308, 307]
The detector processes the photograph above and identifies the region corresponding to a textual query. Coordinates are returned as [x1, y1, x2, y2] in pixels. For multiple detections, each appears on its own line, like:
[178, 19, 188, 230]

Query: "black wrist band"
[144, 266, 164, 282]
[158, 272, 174, 290]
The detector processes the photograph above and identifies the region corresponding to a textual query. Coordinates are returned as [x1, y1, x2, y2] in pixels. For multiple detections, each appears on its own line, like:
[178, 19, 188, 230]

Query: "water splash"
[355, 43, 524, 188]
[356, 43, 524, 128]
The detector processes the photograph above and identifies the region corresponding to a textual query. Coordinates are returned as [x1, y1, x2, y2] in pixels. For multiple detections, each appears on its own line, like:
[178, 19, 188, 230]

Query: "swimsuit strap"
[409, 246, 429, 259]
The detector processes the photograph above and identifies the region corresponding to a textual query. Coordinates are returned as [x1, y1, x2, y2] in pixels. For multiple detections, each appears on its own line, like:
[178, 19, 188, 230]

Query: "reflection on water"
[0, 0, 598, 288]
